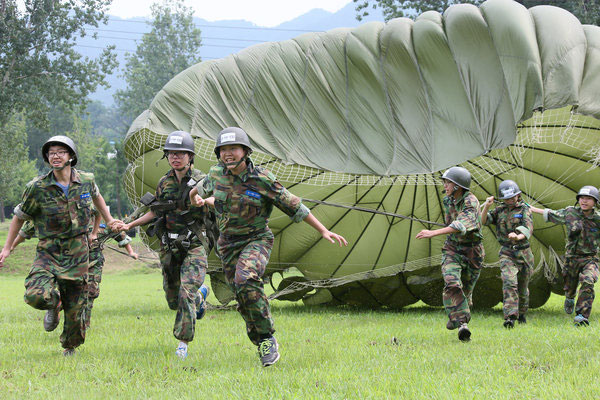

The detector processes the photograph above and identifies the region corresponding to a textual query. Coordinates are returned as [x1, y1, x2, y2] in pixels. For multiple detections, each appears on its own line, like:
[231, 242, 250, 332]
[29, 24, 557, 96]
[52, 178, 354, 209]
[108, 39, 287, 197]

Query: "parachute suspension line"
[302, 198, 445, 227]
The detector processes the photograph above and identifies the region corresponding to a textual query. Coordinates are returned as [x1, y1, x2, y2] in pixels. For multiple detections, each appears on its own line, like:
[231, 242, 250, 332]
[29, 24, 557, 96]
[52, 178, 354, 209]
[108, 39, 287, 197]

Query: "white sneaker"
[175, 342, 188, 360]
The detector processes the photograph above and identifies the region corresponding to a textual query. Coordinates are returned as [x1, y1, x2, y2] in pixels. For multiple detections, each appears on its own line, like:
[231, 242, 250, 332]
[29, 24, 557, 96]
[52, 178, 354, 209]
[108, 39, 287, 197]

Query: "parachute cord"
[302, 198, 445, 227]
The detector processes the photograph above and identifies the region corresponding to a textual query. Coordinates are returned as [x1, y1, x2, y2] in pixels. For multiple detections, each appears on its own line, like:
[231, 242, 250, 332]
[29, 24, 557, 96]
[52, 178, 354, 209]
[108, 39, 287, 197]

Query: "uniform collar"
[45, 168, 81, 185]
[221, 158, 255, 182]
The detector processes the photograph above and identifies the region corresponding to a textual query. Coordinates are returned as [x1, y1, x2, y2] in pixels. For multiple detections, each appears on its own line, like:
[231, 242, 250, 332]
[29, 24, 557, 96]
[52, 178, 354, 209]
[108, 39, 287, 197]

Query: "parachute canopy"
[124, 0, 600, 308]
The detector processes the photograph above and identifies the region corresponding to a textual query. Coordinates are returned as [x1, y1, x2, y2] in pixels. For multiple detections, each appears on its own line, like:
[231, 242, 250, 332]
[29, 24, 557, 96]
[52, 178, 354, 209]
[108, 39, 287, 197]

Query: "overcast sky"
[107, 0, 353, 27]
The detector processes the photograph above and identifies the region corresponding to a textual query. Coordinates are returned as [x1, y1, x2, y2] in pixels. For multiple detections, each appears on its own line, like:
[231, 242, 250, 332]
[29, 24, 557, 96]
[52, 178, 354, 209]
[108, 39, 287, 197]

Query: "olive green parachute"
[123, 0, 600, 308]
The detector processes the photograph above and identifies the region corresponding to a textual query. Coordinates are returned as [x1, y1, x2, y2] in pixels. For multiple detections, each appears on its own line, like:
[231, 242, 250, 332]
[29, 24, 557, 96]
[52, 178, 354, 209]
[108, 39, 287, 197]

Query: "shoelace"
[259, 340, 273, 356]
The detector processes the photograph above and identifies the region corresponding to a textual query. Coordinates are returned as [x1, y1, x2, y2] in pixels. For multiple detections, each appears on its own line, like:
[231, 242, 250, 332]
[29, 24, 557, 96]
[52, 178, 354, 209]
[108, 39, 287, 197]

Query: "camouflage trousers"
[441, 242, 484, 328]
[83, 241, 105, 330]
[499, 247, 533, 319]
[24, 235, 89, 349]
[159, 243, 207, 342]
[217, 229, 274, 345]
[563, 256, 599, 319]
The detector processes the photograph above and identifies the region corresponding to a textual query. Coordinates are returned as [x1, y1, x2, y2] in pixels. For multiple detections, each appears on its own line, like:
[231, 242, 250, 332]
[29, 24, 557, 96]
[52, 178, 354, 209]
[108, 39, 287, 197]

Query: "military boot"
[44, 301, 62, 332]
[503, 319, 514, 329]
[258, 336, 280, 367]
[196, 284, 210, 320]
[63, 348, 76, 357]
[517, 314, 527, 324]
[458, 323, 471, 342]
[564, 298, 575, 315]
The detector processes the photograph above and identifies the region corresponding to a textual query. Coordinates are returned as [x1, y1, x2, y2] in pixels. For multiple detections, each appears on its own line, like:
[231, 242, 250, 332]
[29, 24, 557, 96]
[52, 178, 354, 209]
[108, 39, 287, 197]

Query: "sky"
[107, 0, 354, 27]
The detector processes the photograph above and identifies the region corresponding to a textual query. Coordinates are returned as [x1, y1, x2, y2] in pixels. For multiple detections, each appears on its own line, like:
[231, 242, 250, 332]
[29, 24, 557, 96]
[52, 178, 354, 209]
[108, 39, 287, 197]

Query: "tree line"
[0, 0, 201, 221]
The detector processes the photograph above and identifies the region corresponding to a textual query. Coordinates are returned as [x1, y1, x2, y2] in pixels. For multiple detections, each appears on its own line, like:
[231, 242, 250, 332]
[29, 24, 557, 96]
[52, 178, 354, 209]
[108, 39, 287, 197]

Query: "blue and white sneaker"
[175, 342, 188, 360]
[196, 284, 210, 320]
[574, 314, 589, 327]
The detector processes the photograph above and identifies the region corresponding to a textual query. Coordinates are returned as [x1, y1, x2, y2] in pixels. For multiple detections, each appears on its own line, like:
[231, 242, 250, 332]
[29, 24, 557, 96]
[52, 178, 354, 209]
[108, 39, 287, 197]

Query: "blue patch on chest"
[591, 228, 598, 233]
[245, 190, 261, 199]
[513, 214, 523, 218]
[80, 193, 91, 199]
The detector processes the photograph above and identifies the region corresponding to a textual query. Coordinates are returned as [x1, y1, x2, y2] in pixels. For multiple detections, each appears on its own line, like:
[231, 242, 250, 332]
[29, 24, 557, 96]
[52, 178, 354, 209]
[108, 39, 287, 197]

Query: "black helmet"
[498, 180, 521, 200]
[42, 135, 78, 167]
[214, 127, 253, 159]
[163, 131, 195, 154]
[442, 166, 471, 190]
[576, 186, 600, 203]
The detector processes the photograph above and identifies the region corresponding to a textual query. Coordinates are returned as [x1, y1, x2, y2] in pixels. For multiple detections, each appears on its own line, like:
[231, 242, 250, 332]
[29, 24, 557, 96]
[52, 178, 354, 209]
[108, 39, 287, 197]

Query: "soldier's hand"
[508, 232, 519, 241]
[88, 233, 98, 242]
[190, 194, 205, 207]
[108, 219, 123, 231]
[130, 251, 139, 260]
[484, 196, 494, 206]
[0, 248, 10, 268]
[322, 230, 348, 246]
[416, 229, 434, 239]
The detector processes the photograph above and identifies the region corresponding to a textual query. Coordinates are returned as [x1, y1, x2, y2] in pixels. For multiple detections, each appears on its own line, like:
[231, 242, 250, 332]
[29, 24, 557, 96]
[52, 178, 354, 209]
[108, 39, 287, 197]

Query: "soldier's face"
[47, 145, 70, 168]
[167, 151, 190, 170]
[220, 144, 246, 168]
[578, 195, 596, 211]
[442, 179, 456, 196]
[503, 195, 518, 207]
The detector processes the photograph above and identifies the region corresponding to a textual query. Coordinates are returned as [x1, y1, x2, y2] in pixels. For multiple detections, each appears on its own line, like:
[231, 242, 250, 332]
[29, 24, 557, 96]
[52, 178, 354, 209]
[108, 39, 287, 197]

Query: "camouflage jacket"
[484, 201, 533, 248]
[15, 168, 98, 240]
[155, 168, 207, 243]
[443, 191, 483, 246]
[544, 205, 600, 257]
[202, 159, 310, 236]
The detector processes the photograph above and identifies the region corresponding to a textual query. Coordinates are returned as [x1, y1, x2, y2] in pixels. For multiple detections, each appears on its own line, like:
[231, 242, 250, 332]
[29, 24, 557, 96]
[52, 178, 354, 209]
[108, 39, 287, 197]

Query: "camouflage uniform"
[441, 191, 485, 328]
[15, 169, 98, 349]
[484, 201, 534, 319]
[545, 206, 600, 319]
[203, 159, 310, 345]
[155, 168, 208, 342]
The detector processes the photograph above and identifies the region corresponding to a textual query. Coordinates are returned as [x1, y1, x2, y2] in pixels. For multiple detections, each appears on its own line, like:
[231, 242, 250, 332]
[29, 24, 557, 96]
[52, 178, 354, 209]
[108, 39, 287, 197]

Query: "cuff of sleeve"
[14, 205, 32, 221]
[449, 221, 467, 235]
[543, 209, 550, 222]
[18, 230, 32, 240]
[483, 212, 493, 226]
[291, 203, 310, 223]
[515, 226, 531, 240]
[118, 236, 132, 247]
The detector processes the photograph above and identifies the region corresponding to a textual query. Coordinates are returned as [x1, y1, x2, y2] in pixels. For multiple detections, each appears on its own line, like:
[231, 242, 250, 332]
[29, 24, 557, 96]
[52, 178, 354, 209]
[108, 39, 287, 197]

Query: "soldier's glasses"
[167, 151, 188, 158]
[48, 150, 69, 157]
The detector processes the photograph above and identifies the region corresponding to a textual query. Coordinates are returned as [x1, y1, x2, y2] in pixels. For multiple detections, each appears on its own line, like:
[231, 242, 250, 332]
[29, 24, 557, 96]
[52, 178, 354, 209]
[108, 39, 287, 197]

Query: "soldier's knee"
[24, 291, 50, 310]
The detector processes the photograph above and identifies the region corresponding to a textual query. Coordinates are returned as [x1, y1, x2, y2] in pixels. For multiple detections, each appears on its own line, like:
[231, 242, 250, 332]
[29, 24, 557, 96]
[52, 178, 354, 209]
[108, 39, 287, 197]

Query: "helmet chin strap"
[51, 159, 72, 171]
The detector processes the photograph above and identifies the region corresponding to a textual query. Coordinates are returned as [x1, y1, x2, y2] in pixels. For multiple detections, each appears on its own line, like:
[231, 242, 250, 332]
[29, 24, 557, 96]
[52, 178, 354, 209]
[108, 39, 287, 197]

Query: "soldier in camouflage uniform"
[531, 186, 600, 326]
[115, 131, 210, 360]
[10, 213, 138, 330]
[416, 166, 484, 342]
[481, 180, 534, 328]
[189, 127, 347, 367]
[0, 136, 116, 356]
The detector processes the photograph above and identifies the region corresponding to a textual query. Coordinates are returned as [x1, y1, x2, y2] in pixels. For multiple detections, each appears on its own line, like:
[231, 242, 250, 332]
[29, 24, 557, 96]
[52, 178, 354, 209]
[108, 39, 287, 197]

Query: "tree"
[354, 0, 600, 24]
[115, 0, 202, 124]
[0, 0, 118, 129]
[0, 114, 38, 222]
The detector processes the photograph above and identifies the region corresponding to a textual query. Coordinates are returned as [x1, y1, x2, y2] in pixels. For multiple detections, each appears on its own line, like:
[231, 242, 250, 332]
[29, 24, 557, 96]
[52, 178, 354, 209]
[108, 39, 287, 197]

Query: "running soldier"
[530, 186, 600, 326]
[114, 131, 211, 360]
[0, 136, 116, 355]
[189, 127, 347, 367]
[481, 180, 534, 328]
[416, 166, 484, 342]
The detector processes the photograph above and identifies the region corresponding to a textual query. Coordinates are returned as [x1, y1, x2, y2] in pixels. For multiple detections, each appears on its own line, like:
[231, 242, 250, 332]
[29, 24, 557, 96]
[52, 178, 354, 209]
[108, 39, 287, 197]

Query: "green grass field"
[1, 268, 600, 399]
[1, 222, 600, 398]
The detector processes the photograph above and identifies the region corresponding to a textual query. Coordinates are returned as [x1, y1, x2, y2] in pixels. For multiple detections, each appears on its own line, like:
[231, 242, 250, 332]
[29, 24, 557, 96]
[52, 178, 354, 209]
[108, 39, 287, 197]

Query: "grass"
[1, 269, 600, 399]
[2, 220, 600, 398]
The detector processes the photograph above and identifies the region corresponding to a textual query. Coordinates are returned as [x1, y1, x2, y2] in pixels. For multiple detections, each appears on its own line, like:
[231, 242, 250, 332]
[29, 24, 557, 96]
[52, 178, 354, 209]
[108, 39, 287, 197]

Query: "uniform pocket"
[240, 194, 262, 220]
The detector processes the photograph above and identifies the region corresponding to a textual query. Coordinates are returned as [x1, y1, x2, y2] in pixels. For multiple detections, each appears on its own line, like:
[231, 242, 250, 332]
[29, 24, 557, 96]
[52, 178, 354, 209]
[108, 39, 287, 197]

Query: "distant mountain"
[81, 2, 384, 105]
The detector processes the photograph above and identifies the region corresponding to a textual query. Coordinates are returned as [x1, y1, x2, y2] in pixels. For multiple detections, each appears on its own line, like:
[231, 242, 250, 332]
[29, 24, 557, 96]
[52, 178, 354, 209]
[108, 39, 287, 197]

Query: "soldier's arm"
[92, 193, 116, 228]
[416, 226, 458, 239]
[0, 216, 26, 267]
[481, 196, 495, 226]
[120, 210, 156, 231]
[514, 207, 533, 241]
